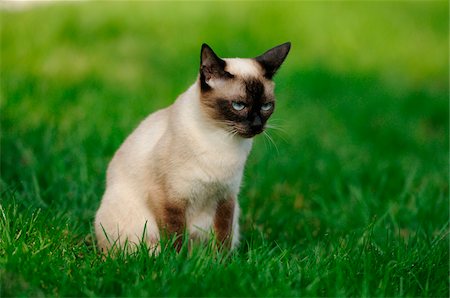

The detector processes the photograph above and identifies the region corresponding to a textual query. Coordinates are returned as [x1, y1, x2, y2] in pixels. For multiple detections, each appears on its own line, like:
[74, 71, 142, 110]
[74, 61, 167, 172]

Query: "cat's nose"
[250, 116, 263, 131]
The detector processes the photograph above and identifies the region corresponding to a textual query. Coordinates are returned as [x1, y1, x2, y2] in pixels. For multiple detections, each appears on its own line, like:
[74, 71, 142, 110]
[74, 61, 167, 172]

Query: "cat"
[95, 42, 291, 254]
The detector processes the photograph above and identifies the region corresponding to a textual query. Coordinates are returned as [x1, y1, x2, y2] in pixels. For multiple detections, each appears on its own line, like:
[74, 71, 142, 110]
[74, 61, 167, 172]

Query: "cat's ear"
[200, 43, 233, 91]
[255, 42, 291, 79]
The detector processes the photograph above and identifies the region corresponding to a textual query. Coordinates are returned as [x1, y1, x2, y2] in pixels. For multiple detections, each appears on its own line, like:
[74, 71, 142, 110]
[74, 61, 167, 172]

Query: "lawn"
[1, 1, 449, 297]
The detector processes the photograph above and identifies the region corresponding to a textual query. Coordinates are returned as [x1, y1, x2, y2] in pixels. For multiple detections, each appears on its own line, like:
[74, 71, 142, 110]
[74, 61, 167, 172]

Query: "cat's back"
[106, 106, 170, 185]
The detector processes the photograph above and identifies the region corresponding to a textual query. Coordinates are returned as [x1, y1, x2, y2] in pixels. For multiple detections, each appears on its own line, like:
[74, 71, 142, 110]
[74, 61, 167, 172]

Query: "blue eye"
[232, 101, 246, 111]
[261, 102, 273, 111]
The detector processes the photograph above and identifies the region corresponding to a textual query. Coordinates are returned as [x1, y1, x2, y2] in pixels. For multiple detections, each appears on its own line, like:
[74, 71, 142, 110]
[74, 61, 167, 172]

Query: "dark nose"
[250, 115, 263, 131]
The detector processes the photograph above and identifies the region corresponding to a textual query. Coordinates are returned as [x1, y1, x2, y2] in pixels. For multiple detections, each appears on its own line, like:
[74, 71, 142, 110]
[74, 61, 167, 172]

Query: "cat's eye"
[232, 101, 246, 111]
[261, 102, 274, 111]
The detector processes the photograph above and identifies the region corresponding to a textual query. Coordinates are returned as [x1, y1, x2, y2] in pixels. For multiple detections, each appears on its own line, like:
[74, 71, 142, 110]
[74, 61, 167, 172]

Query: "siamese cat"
[95, 42, 291, 254]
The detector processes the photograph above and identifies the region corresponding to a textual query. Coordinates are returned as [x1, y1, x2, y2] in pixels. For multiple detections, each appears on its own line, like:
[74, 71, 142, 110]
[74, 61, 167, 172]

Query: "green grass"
[1, 1, 448, 297]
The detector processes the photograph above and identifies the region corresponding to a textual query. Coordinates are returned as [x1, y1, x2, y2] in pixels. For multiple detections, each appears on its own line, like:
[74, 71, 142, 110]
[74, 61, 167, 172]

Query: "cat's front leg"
[214, 198, 235, 249]
[163, 201, 186, 252]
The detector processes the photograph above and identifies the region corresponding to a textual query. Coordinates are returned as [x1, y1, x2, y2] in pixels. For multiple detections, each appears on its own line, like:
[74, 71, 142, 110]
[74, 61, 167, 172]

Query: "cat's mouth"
[235, 126, 265, 138]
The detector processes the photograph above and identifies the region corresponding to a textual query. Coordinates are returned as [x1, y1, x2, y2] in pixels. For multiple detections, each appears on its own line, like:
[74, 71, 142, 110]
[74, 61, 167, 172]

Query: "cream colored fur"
[95, 59, 259, 253]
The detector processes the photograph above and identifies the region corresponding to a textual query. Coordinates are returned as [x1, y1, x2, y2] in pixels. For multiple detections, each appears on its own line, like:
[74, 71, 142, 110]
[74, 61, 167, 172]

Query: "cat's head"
[198, 42, 291, 138]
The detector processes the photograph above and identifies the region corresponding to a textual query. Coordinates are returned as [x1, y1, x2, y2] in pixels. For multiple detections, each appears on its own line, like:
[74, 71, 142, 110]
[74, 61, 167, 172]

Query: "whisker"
[261, 130, 270, 151]
[225, 128, 237, 140]
[263, 130, 279, 155]
[265, 122, 289, 144]
[266, 124, 286, 132]
[266, 118, 285, 125]
[214, 120, 239, 141]
[232, 128, 239, 138]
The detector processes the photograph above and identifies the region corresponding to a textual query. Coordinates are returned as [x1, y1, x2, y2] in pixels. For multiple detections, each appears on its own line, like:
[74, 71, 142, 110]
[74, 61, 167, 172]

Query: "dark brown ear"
[255, 42, 291, 79]
[200, 43, 233, 91]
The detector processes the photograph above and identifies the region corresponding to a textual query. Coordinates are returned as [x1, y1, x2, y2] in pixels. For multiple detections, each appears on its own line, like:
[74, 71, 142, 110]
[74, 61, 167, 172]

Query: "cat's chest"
[172, 137, 251, 201]
[187, 147, 246, 189]
[199, 147, 246, 176]
[181, 164, 242, 205]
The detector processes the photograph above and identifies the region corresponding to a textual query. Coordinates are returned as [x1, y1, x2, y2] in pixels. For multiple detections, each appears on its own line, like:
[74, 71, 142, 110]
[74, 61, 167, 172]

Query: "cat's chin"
[237, 129, 264, 139]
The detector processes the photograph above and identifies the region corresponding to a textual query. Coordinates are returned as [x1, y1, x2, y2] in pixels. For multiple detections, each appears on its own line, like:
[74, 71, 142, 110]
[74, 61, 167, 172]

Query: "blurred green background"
[1, 1, 448, 296]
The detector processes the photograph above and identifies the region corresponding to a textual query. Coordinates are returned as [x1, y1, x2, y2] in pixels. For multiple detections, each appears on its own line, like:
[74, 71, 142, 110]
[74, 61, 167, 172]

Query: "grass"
[1, 1, 449, 297]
